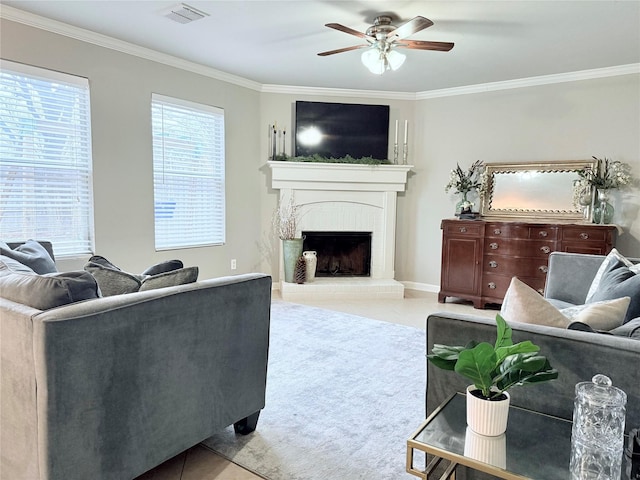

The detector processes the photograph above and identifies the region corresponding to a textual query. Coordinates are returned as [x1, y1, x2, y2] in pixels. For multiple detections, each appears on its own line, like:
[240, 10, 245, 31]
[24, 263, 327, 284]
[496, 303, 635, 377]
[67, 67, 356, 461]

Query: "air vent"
[162, 3, 209, 24]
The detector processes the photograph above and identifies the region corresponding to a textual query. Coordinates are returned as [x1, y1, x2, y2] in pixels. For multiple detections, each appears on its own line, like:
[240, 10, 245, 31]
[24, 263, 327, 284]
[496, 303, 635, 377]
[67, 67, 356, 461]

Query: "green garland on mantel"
[272, 154, 391, 165]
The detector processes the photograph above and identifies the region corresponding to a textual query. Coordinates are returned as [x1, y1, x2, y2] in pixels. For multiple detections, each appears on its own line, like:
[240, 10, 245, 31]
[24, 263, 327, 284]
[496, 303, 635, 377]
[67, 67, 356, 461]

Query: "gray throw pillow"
[0, 258, 99, 310]
[588, 258, 640, 324]
[141, 259, 184, 276]
[609, 318, 640, 339]
[84, 257, 143, 297]
[0, 239, 57, 274]
[139, 266, 199, 291]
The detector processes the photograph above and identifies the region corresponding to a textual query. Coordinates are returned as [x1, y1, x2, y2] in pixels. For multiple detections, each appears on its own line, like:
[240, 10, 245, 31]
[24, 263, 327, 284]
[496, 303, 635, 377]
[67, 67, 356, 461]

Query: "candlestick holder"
[402, 142, 408, 165]
[393, 143, 398, 164]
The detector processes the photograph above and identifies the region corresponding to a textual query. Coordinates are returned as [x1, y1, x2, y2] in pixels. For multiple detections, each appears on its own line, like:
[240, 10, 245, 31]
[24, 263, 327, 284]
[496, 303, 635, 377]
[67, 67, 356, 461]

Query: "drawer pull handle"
[494, 229, 501, 235]
[540, 246, 551, 254]
[488, 282, 496, 289]
[539, 231, 548, 237]
[489, 261, 498, 268]
[489, 242, 499, 250]
[539, 265, 549, 273]
[459, 227, 467, 233]
[580, 232, 589, 240]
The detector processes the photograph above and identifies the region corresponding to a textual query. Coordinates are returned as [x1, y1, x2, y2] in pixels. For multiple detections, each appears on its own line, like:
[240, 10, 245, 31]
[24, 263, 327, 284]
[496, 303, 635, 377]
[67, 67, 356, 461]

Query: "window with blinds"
[0, 60, 94, 256]
[151, 94, 225, 250]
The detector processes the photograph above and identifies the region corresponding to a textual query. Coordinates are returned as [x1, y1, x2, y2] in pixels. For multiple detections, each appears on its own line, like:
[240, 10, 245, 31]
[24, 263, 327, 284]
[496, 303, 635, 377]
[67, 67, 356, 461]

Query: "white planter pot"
[466, 385, 510, 437]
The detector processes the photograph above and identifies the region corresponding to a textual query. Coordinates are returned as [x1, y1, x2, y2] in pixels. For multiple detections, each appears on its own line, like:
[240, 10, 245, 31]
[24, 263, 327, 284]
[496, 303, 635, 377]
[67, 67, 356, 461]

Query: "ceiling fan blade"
[397, 40, 454, 52]
[388, 16, 433, 40]
[317, 44, 369, 56]
[325, 23, 372, 40]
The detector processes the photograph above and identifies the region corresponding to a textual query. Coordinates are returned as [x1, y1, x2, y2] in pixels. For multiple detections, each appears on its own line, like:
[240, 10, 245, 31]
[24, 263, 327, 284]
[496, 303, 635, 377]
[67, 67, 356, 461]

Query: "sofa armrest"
[544, 252, 605, 305]
[426, 312, 640, 433]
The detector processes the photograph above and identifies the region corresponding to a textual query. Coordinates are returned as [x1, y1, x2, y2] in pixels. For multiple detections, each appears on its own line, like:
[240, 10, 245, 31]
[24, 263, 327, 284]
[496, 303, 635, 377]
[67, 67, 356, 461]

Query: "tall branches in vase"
[273, 195, 304, 283]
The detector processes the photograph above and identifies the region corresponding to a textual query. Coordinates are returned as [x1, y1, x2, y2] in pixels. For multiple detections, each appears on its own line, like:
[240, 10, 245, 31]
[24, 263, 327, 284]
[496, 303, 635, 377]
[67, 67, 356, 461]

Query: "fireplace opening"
[302, 231, 372, 277]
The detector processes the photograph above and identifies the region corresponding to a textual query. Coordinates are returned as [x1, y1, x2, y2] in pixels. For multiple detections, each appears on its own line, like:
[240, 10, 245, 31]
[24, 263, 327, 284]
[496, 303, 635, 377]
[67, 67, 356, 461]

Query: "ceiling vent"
[162, 3, 209, 24]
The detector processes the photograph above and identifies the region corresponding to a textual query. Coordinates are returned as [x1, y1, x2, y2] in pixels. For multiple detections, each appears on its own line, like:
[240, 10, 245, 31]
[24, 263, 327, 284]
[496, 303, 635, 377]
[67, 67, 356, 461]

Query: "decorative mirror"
[480, 160, 597, 220]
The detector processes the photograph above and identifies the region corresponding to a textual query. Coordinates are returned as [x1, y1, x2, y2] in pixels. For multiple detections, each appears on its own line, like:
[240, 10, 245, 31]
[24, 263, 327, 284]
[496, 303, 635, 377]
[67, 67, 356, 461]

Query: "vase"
[303, 251, 317, 283]
[466, 386, 510, 437]
[592, 189, 614, 225]
[456, 191, 472, 215]
[282, 238, 303, 283]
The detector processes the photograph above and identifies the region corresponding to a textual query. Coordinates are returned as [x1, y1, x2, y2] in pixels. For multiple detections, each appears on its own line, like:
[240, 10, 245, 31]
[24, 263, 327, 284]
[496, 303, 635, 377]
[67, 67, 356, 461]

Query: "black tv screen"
[294, 101, 390, 160]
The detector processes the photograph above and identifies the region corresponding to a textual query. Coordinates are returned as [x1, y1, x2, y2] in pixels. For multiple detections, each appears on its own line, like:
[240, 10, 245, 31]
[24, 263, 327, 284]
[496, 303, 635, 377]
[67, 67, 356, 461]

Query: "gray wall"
[2, 18, 639, 289]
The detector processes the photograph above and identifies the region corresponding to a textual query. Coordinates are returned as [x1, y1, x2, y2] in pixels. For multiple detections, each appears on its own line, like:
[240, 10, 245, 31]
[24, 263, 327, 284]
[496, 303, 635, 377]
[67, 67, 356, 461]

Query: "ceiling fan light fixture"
[386, 49, 406, 71]
[361, 48, 385, 74]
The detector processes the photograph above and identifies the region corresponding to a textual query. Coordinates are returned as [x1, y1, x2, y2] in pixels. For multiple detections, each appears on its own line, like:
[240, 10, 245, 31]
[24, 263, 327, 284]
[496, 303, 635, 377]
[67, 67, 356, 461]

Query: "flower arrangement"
[445, 160, 484, 195]
[578, 156, 635, 190]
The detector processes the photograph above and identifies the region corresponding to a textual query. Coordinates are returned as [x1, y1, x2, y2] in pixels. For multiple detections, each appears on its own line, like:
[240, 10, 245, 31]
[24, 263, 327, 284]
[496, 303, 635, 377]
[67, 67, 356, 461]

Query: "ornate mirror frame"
[479, 160, 597, 220]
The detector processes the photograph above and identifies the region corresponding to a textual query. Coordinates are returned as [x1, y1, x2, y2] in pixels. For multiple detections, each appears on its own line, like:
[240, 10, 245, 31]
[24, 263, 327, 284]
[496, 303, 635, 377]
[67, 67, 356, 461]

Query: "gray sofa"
[426, 251, 640, 477]
[1, 244, 272, 480]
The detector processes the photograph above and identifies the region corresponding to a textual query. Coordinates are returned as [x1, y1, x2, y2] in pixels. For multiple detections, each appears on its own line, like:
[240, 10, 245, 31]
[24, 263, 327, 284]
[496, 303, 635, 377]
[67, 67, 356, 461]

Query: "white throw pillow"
[501, 277, 570, 328]
[561, 297, 630, 331]
[585, 249, 634, 303]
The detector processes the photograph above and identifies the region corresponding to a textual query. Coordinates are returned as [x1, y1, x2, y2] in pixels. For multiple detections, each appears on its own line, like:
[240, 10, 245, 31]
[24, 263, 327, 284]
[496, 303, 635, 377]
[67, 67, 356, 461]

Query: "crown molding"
[2, 5, 638, 100]
[260, 84, 416, 100]
[0, 5, 263, 92]
[415, 64, 640, 100]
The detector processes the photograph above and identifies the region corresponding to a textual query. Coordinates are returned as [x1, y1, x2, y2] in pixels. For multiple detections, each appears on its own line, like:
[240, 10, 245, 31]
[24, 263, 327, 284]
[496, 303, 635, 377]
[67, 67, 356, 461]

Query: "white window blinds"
[151, 94, 225, 250]
[0, 60, 94, 256]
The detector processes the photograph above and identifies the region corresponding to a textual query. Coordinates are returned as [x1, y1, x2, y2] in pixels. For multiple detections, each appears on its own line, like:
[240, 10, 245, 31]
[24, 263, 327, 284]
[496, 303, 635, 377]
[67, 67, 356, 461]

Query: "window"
[0, 60, 94, 256]
[151, 94, 225, 250]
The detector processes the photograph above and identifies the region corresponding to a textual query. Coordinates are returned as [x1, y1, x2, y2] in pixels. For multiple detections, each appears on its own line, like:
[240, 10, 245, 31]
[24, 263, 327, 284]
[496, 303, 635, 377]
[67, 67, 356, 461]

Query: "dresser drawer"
[482, 274, 546, 298]
[562, 226, 608, 243]
[442, 221, 483, 237]
[484, 240, 557, 257]
[483, 255, 549, 278]
[485, 223, 558, 240]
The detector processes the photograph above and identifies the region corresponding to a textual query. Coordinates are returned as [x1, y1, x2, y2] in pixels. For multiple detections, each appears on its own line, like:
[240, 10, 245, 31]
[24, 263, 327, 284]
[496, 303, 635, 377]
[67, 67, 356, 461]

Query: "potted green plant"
[427, 314, 558, 436]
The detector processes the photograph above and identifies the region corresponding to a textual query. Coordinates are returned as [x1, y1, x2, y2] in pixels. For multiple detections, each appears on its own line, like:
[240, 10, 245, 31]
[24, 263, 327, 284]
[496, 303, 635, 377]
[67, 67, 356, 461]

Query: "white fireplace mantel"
[268, 161, 413, 300]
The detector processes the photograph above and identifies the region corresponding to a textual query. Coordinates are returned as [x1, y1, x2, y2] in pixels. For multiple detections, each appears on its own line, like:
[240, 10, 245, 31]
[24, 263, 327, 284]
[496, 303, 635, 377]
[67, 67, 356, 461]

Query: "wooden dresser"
[438, 219, 617, 308]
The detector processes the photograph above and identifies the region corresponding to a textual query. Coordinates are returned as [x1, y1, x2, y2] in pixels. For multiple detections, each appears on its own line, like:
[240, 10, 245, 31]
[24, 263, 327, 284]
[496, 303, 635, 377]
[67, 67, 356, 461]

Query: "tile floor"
[135, 290, 497, 479]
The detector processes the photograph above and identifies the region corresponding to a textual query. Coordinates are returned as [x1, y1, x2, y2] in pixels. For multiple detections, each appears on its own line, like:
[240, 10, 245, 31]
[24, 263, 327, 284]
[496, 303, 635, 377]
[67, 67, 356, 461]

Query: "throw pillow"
[84, 256, 143, 296]
[0, 239, 57, 274]
[585, 249, 634, 303]
[0, 257, 99, 310]
[588, 260, 640, 324]
[500, 277, 570, 328]
[139, 266, 199, 291]
[609, 318, 640, 339]
[560, 297, 630, 331]
[141, 260, 184, 276]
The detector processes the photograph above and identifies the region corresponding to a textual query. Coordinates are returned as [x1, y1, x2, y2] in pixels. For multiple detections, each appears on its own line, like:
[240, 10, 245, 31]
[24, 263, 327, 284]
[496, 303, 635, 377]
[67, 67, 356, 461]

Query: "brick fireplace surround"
[268, 161, 412, 300]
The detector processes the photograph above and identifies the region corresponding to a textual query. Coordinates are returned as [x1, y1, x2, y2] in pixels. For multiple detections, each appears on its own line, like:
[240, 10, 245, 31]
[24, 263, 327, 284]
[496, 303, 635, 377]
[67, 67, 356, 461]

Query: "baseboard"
[401, 281, 439, 293]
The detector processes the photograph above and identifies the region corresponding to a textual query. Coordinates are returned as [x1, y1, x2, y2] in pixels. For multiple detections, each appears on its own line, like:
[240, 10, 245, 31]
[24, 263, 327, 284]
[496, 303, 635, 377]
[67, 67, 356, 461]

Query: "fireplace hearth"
[303, 231, 372, 277]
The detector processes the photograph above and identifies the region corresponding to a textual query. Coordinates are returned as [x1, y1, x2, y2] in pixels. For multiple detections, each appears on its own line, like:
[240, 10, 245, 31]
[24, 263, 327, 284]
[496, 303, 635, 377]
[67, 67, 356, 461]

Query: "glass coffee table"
[406, 392, 574, 479]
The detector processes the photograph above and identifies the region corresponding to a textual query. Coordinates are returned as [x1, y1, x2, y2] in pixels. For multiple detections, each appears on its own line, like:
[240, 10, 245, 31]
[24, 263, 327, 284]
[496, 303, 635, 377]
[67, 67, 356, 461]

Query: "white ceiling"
[3, 1, 640, 93]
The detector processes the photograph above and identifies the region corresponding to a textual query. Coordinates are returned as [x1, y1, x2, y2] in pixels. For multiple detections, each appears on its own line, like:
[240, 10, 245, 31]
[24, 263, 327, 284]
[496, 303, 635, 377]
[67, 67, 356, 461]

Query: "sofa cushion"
[84, 256, 142, 296]
[501, 277, 570, 328]
[0, 239, 57, 274]
[586, 248, 640, 302]
[139, 266, 199, 291]
[501, 277, 629, 331]
[588, 259, 640, 324]
[141, 260, 184, 276]
[560, 297, 630, 331]
[0, 257, 99, 310]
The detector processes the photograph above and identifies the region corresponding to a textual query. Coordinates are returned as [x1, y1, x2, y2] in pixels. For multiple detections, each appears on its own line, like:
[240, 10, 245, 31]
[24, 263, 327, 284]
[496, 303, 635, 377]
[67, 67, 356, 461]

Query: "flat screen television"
[294, 101, 390, 160]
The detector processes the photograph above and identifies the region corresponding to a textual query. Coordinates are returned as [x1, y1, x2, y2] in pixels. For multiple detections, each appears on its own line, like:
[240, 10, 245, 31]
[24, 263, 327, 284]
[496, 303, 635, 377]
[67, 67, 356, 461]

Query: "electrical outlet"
[231, 259, 237, 270]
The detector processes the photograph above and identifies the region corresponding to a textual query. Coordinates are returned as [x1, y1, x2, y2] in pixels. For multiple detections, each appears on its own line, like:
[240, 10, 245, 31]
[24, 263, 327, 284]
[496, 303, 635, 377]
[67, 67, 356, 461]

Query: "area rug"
[201, 301, 427, 479]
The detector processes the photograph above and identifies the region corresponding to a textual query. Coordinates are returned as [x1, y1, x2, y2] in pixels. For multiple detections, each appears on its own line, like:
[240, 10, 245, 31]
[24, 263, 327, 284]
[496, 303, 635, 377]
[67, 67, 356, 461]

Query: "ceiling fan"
[318, 15, 454, 74]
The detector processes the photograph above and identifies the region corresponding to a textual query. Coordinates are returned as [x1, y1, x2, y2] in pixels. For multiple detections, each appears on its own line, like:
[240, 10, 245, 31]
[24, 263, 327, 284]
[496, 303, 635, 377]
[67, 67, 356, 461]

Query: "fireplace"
[303, 231, 372, 277]
[268, 161, 412, 300]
